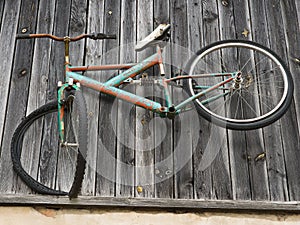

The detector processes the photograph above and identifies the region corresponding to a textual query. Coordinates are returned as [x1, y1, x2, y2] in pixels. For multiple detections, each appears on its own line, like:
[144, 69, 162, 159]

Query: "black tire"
[183, 40, 294, 130]
[11, 90, 88, 197]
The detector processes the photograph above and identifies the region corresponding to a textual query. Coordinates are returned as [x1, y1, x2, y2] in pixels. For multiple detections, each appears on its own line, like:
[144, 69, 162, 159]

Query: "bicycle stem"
[64, 36, 71, 79]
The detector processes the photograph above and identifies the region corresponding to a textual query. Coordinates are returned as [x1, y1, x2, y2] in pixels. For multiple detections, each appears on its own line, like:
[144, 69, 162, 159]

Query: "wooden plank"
[281, 0, 300, 137]
[82, 0, 104, 196]
[277, 0, 300, 201]
[16, 0, 54, 194]
[0, 0, 33, 194]
[0, 0, 21, 149]
[0, 1, 5, 32]
[193, 0, 232, 200]
[232, 0, 269, 201]
[169, 0, 194, 199]
[248, 0, 288, 201]
[154, 0, 169, 25]
[95, 0, 121, 197]
[153, 0, 174, 199]
[115, 0, 137, 197]
[217, 0, 251, 200]
[27, 0, 56, 112]
[21, 0, 56, 195]
[135, 0, 155, 198]
[36, 0, 72, 190]
[263, 0, 298, 201]
[56, 0, 88, 193]
[1, 194, 300, 212]
[296, 1, 300, 29]
[188, 0, 212, 200]
[153, 90, 174, 199]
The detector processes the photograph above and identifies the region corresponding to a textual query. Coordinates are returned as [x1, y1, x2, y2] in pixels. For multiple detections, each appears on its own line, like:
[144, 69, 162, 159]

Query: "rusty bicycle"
[11, 24, 293, 198]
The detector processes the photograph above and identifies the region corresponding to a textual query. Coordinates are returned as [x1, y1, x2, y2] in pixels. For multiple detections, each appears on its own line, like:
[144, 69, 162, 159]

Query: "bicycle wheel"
[11, 90, 88, 198]
[183, 40, 293, 130]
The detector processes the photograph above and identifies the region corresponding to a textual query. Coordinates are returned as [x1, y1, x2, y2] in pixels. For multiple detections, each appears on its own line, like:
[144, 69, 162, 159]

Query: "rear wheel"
[183, 40, 293, 130]
[11, 90, 88, 198]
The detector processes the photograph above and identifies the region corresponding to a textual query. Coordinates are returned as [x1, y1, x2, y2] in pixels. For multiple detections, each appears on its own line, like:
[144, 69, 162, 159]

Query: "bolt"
[155, 169, 160, 175]
[20, 69, 27, 76]
[88, 111, 94, 118]
[165, 169, 172, 175]
[137, 186, 143, 193]
[21, 28, 27, 33]
[221, 0, 229, 6]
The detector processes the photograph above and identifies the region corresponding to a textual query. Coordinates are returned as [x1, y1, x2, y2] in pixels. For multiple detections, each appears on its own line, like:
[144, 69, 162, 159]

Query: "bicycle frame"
[57, 45, 237, 142]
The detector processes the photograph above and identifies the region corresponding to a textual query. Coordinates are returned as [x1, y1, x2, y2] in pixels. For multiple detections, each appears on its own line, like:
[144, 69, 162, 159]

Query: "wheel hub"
[233, 71, 243, 89]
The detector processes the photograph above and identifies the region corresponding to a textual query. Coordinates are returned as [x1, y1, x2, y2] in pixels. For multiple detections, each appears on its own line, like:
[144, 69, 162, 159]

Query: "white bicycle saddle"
[135, 24, 171, 51]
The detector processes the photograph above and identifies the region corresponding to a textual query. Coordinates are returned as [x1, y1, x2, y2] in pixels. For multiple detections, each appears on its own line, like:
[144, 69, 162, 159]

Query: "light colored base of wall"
[0, 206, 299, 225]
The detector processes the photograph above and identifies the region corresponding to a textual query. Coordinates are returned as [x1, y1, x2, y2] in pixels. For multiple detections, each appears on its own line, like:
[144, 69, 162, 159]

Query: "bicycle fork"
[57, 82, 80, 146]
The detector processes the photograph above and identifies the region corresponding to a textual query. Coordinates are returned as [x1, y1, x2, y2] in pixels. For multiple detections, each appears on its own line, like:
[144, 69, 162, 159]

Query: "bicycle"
[11, 24, 294, 198]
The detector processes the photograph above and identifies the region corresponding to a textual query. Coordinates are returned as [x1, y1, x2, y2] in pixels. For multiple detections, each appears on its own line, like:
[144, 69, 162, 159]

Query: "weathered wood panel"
[0, 0, 31, 193]
[56, 0, 88, 193]
[192, 0, 215, 200]
[0, 0, 300, 209]
[35, 0, 72, 191]
[234, 0, 270, 201]
[25, 0, 56, 194]
[277, 0, 300, 201]
[218, 0, 252, 200]
[280, 0, 300, 200]
[135, 0, 155, 198]
[115, 0, 136, 197]
[82, 0, 104, 196]
[95, 0, 121, 197]
[249, 0, 288, 201]
[0, 1, 5, 33]
[153, 0, 174, 199]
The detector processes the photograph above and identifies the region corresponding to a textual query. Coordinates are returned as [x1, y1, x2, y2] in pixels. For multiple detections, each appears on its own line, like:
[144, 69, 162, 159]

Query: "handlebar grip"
[16, 34, 31, 39]
[89, 32, 117, 40]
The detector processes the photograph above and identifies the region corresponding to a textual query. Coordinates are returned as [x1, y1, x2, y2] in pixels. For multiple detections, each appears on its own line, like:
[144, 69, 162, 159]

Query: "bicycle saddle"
[135, 24, 171, 51]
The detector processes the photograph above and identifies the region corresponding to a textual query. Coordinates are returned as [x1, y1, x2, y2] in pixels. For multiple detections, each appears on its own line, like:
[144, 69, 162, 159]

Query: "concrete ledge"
[1, 206, 300, 225]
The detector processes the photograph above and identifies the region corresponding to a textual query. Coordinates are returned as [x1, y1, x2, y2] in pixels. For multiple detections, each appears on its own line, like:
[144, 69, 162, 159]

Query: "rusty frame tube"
[66, 51, 166, 114]
[175, 77, 234, 111]
[165, 72, 233, 83]
[67, 71, 165, 114]
[69, 63, 137, 72]
[104, 53, 159, 87]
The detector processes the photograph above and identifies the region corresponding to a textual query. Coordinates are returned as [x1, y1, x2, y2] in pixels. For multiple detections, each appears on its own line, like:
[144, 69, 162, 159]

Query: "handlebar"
[16, 33, 117, 42]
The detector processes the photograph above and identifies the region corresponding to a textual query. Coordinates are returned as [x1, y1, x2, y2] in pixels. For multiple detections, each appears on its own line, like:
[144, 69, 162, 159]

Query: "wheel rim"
[188, 42, 289, 124]
[19, 99, 80, 192]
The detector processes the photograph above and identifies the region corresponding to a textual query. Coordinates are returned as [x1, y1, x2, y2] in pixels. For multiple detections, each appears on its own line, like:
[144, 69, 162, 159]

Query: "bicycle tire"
[11, 90, 88, 197]
[183, 40, 294, 130]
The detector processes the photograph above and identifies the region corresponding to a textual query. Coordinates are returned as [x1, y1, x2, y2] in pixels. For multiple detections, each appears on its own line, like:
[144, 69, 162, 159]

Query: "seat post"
[64, 36, 70, 65]
[64, 36, 71, 79]
[157, 45, 165, 76]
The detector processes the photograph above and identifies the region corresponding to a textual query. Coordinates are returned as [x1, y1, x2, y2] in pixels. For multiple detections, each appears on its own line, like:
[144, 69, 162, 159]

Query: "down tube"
[67, 71, 164, 114]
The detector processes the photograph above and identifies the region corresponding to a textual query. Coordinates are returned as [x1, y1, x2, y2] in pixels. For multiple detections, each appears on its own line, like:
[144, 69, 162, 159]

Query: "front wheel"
[183, 40, 294, 130]
[11, 90, 88, 198]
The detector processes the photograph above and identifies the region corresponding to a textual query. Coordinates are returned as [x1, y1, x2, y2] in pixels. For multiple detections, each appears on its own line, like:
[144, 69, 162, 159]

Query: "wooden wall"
[0, 0, 300, 210]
